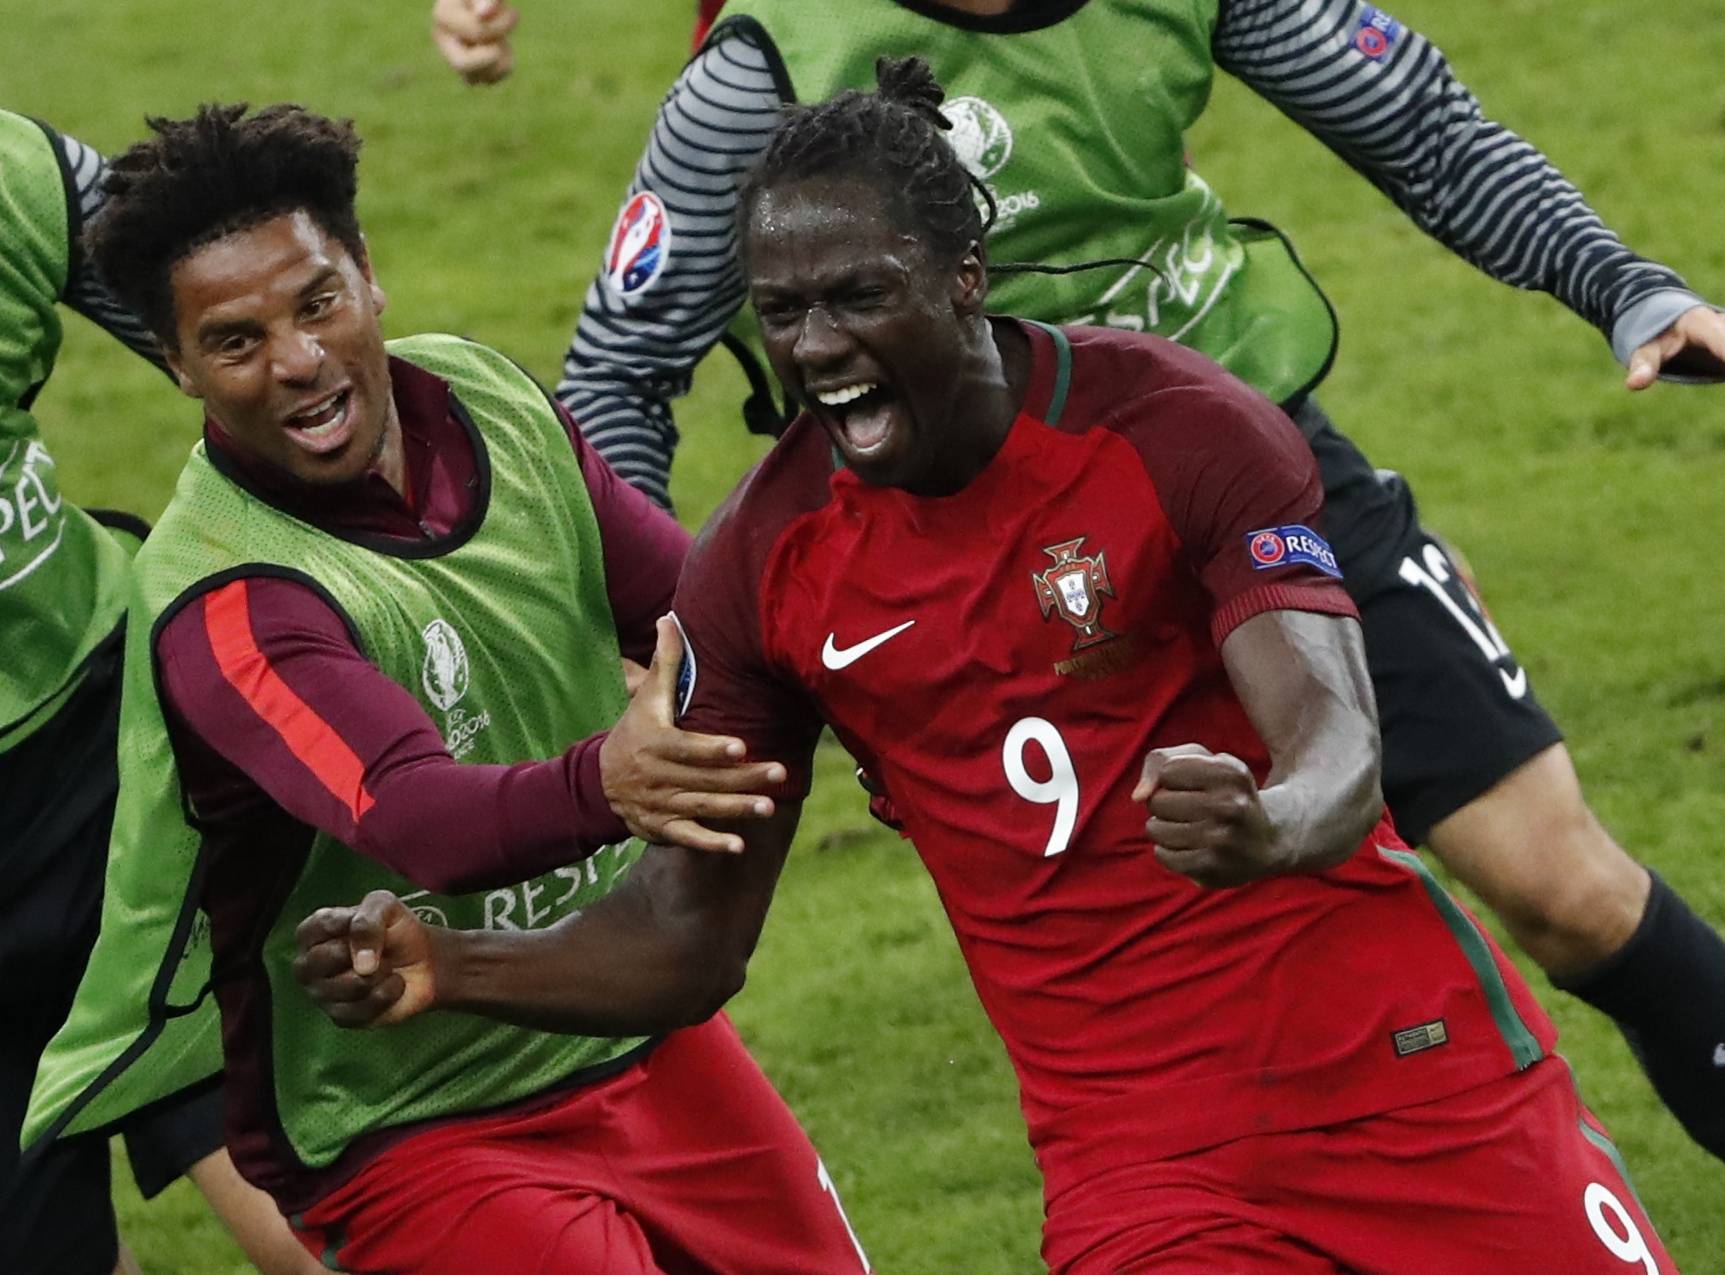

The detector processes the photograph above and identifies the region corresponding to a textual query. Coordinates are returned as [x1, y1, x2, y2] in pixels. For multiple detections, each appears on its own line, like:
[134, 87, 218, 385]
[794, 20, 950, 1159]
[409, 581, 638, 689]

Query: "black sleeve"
[37, 122, 168, 374]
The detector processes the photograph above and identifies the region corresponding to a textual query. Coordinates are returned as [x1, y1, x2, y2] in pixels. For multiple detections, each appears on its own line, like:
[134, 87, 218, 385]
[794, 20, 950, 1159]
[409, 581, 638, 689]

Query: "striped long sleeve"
[555, 31, 781, 509]
[52, 129, 166, 373]
[1213, 0, 1696, 337]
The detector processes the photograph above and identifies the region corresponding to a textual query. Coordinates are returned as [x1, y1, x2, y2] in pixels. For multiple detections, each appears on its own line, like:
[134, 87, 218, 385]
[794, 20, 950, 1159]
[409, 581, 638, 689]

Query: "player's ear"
[161, 344, 202, 400]
[355, 235, 388, 314]
[952, 240, 988, 316]
[157, 291, 202, 399]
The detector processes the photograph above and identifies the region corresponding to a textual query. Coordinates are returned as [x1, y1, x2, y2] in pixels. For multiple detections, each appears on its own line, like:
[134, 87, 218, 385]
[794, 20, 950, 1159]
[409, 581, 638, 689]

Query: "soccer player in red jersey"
[297, 64, 1678, 1272]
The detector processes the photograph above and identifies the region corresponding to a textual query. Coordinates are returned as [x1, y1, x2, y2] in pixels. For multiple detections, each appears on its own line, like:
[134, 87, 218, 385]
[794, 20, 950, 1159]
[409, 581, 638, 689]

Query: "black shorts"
[1291, 399, 1563, 846]
[0, 630, 225, 1274]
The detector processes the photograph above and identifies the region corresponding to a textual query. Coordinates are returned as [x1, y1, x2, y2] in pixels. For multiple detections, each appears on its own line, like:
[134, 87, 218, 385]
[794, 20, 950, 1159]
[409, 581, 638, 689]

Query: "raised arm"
[1115, 368, 1380, 884]
[1223, 609, 1381, 861]
[554, 27, 782, 508]
[296, 803, 799, 1035]
[1213, 0, 1724, 384]
[47, 125, 167, 373]
[1134, 609, 1381, 887]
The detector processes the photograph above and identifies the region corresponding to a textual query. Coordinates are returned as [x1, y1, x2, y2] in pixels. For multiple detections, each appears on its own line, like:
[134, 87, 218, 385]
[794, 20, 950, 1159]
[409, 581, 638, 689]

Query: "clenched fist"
[431, 0, 520, 85]
[1131, 744, 1283, 888]
[293, 890, 439, 1028]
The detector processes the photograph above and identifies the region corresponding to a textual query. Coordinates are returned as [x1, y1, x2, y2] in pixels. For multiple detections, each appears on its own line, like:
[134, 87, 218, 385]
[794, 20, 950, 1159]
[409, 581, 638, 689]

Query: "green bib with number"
[717, 0, 1336, 404]
[26, 335, 647, 1173]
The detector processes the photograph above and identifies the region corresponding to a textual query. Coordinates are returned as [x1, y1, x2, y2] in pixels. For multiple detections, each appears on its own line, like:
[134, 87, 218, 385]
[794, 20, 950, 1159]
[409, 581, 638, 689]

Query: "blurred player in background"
[430, 0, 520, 84]
[294, 64, 1679, 1272]
[427, 0, 721, 85]
[24, 102, 868, 1274]
[430, 0, 1725, 1160]
[0, 107, 319, 1275]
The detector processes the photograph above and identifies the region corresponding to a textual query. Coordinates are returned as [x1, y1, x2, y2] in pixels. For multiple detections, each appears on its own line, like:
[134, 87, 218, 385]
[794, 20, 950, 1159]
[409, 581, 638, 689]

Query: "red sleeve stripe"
[202, 579, 377, 824]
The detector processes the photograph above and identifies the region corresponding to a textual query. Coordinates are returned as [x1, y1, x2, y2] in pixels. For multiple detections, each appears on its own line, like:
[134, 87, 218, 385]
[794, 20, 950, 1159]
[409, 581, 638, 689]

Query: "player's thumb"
[1625, 328, 1684, 391]
[642, 616, 685, 718]
[1131, 743, 1213, 802]
[350, 890, 398, 976]
[1626, 344, 1660, 391]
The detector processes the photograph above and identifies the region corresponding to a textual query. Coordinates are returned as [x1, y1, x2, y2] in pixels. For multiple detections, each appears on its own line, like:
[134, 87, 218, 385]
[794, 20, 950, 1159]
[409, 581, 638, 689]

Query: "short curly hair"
[738, 56, 987, 266]
[87, 103, 365, 346]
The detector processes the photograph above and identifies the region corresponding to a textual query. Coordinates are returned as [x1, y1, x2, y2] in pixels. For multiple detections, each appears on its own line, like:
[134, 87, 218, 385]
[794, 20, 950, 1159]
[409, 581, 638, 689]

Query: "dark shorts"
[1291, 400, 1563, 845]
[0, 630, 225, 1274]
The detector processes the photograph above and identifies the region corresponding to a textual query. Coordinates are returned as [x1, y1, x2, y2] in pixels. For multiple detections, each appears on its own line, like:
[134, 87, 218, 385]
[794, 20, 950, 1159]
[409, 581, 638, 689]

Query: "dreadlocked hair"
[738, 56, 993, 264]
[87, 103, 365, 346]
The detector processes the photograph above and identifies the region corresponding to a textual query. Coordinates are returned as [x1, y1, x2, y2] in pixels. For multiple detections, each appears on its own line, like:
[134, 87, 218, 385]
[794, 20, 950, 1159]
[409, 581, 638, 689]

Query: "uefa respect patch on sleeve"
[1354, 5, 1403, 60]
[1245, 525, 1343, 578]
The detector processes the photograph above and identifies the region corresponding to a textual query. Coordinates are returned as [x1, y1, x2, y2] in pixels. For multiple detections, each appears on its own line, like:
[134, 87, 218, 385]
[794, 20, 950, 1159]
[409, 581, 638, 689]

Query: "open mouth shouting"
[811, 379, 900, 458]
[283, 387, 357, 456]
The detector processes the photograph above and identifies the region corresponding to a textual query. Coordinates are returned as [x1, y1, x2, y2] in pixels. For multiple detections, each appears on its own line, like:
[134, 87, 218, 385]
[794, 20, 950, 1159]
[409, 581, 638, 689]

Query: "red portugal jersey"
[673, 322, 1556, 1200]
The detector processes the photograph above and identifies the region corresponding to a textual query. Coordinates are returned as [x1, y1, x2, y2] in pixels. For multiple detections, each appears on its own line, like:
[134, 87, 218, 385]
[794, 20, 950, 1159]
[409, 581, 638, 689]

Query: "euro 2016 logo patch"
[1246, 525, 1343, 578]
[1354, 5, 1403, 60]
[941, 96, 1013, 181]
[421, 618, 471, 711]
[422, 617, 491, 759]
[941, 94, 1043, 227]
[605, 191, 671, 298]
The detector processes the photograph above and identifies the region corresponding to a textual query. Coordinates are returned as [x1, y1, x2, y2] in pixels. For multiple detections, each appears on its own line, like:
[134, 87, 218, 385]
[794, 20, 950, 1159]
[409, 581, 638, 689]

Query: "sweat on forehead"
[743, 178, 928, 263]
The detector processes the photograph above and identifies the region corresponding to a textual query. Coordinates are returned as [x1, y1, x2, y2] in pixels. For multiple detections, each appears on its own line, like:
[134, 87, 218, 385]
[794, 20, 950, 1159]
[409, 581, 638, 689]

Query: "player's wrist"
[1255, 784, 1332, 877]
[420, 923, 467, 1015]
[426, 922, 556, 1021]
[1259, 778, 1373, 876]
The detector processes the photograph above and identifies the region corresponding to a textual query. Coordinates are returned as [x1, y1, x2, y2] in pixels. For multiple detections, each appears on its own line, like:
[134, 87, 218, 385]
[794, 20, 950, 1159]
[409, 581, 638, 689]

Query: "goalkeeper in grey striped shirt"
[435, 0, 1725, 1162]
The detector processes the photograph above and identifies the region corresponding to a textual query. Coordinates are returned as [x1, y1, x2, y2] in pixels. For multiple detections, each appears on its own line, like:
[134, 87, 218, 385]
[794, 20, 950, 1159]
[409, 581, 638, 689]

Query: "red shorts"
[293, 1015, 870, 1274]
[1043, 1056, 1674, 1274]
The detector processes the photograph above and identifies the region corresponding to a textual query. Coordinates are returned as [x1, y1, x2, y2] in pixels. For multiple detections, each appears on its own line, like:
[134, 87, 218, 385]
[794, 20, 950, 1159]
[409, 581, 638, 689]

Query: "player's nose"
[791, 304, 851, 370]
[269, 326, 325, 385]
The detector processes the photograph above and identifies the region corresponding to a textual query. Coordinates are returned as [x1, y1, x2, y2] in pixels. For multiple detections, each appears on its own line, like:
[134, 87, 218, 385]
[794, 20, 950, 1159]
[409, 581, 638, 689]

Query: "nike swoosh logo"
[822, 620, 916, 670]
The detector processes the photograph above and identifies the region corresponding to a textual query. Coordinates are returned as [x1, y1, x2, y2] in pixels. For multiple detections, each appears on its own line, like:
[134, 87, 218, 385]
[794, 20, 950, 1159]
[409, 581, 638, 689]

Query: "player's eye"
[756, 301, 801, 328]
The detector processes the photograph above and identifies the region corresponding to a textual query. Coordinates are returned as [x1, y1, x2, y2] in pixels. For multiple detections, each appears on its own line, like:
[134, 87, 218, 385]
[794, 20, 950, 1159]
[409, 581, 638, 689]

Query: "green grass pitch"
[13, 0, 1725, 1269]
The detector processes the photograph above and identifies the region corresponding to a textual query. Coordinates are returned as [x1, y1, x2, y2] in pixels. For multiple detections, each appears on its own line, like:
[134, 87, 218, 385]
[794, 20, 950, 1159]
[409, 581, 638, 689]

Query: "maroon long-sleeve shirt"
[155, 356, 690, 895]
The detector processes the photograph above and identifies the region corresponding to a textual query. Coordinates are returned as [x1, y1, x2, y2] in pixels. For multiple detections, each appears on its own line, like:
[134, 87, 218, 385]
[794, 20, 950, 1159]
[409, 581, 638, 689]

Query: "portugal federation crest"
[1032, 537, 1118, 652]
